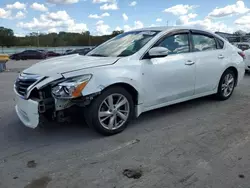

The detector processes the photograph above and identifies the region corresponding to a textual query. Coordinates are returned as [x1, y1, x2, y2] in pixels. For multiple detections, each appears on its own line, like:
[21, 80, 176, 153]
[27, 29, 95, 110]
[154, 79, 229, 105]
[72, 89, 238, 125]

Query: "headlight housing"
[52, 74, 92, 99]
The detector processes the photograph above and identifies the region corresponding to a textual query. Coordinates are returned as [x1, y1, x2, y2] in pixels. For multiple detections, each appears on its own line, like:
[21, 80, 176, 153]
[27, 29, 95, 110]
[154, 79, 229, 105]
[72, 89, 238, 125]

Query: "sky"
[0, 0, 250, 36]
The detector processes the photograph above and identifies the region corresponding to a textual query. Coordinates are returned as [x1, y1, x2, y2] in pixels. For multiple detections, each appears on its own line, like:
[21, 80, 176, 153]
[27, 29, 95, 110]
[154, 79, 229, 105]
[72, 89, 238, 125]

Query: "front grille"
[15, 78, 37, 96]
[15, 73, 42, 97]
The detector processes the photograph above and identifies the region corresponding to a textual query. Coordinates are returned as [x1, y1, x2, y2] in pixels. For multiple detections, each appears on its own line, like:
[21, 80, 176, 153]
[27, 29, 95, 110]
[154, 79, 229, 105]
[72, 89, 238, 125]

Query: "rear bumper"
[15, 94, 39, 129]
[245, 60, 250, 71]
[239, 66, 245, 83]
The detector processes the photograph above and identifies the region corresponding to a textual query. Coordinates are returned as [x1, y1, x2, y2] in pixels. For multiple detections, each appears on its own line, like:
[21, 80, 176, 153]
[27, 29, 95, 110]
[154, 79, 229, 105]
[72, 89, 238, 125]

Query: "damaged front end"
[15, 73, 97, 128]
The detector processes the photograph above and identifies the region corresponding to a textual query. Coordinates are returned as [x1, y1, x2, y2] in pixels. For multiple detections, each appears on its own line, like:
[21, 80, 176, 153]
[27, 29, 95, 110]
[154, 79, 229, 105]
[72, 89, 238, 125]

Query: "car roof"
[131, 26, 228, 42]
[131, 26, 217, 35]
[132, 26, 200, 32]
[23, 50, 38, 52]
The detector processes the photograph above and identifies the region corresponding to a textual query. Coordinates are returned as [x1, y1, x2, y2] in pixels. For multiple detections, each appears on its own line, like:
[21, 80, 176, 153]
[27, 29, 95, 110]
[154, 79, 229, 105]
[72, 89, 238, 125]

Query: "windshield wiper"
[89, 54, 107, 57]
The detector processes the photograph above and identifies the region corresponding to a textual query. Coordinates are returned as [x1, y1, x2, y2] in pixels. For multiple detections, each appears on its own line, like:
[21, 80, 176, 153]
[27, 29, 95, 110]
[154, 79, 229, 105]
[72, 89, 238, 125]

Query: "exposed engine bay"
[14, 73, 99, 126]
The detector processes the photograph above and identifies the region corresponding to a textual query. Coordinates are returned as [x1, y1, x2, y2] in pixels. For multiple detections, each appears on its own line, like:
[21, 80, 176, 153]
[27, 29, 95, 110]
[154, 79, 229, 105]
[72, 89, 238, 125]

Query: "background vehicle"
[14, 27, 245, 136]
[234, 42, 250, 51]
[63, 49, 73, 55]
[10, 50, 47, 60]
[65, 48, 92, 55]
[244, 49, 250, 71]
[47, 51, 61, 57]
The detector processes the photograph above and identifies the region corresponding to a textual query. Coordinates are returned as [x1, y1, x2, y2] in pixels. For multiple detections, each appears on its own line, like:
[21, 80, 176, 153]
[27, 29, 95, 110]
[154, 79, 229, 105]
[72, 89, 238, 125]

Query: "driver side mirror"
[148, 47, 169, 58]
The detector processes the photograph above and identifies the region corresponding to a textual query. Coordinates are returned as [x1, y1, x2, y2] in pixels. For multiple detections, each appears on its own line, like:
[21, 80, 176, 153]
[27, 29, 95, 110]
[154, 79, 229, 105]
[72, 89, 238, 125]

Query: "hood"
[23, 54, 119, 76]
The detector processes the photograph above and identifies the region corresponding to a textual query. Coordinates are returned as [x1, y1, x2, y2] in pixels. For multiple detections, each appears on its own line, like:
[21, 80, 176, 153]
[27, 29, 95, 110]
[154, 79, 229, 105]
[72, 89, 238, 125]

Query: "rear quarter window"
[216, 38, 224, 49]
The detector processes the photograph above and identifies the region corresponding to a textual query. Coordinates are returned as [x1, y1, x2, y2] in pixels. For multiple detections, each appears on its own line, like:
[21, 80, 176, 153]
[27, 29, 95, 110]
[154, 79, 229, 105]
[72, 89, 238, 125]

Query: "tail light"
[238, 51, 246, 59]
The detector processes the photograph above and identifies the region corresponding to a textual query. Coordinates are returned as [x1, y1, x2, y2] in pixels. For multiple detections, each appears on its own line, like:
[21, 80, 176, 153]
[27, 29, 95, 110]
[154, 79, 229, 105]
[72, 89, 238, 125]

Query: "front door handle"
[218, 54, 224, 59]
[185, 60, 195, 66]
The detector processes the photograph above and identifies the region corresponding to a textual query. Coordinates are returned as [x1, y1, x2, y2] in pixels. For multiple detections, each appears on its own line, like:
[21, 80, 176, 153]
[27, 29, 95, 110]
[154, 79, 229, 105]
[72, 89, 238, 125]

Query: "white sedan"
[244, 49, 250, 71]
[14, 27, 245, 135]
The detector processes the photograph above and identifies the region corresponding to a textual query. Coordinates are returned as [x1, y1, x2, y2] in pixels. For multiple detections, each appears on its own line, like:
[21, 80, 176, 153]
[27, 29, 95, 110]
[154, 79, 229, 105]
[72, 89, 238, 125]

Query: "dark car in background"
[38, 50, 61, 57]
[10, 50, 47, 60]
[63, 49, 73, 55]
[65, 48, 93, 55]
[47, 51, 61, 57]
[37, 49, 48, 53]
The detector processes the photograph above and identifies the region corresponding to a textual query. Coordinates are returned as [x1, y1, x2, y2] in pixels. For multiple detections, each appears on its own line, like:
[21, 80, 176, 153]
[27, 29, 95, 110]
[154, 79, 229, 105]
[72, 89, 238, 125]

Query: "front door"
[141, 32, 196, 109]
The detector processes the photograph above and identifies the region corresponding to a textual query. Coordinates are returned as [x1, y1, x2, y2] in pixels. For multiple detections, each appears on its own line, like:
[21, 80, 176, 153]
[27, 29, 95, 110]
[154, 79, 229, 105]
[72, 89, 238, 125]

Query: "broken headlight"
[52, 74, 92, 99]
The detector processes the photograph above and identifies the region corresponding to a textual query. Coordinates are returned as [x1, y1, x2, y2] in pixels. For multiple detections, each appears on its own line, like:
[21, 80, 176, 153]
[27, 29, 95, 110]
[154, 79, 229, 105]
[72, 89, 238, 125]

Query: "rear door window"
[216, 38, 224, 49]
[192, 34, 217, 52]
[23, 50, 31, 54]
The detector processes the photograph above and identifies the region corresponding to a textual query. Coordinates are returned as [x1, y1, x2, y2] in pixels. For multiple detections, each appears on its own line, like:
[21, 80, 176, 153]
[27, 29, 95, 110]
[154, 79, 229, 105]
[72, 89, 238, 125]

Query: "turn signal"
[72, 82, 88, 97]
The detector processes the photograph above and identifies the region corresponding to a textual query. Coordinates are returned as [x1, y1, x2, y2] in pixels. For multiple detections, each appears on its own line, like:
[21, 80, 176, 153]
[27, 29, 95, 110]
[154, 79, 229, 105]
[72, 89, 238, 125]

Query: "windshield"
[87, 30, 159, 57]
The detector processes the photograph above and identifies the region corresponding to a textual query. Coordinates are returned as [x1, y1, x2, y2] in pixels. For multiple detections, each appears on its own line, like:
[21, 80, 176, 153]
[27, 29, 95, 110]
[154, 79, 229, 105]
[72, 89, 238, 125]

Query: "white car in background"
[234, 42, 250, 52]
[244, 49, 250, 71]
[14, 27, 245, 135]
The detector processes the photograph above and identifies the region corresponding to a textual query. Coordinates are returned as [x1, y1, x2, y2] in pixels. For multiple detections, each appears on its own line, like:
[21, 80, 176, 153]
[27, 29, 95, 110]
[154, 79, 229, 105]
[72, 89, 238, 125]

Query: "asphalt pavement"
[1, 60, 250, 188]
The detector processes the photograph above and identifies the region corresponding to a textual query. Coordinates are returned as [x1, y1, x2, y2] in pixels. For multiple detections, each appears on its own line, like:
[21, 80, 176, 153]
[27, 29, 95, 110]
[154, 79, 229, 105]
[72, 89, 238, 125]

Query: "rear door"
[191, 30, 226, 95]
[35, 51, 42, 59]
[21, 51, 29, 59]
[24, 50, 33, 59]
[30, 50, 37, 59]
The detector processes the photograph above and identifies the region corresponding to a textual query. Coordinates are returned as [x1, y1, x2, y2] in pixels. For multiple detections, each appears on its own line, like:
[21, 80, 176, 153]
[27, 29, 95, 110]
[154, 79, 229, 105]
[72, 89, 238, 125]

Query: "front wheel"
[216, 69, 236, 100]
[84, 86, 134, 135]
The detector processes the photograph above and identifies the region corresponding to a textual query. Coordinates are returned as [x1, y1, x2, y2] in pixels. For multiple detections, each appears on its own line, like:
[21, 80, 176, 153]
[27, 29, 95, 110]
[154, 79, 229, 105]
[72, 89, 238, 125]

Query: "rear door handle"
[185, 60, 195, 66]
[218, 54, 224, 59]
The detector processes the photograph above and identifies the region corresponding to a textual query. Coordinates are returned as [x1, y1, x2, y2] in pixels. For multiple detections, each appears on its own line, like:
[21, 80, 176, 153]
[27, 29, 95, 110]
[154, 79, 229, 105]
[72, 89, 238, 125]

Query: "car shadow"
[2, 94, 219, 151]
[2, 112, 102, 151]
[132, 95, 216, 127]
[38, 95, 216, 133]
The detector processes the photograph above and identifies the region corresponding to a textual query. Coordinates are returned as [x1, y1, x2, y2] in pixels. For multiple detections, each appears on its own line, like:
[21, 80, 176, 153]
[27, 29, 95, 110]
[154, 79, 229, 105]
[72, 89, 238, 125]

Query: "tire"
[216, 69, 236, 100]
[84, 86, 135, 136]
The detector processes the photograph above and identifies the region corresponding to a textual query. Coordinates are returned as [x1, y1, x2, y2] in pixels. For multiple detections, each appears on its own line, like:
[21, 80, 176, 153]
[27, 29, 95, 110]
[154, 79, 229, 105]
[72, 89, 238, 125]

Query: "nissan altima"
[14, 27, 245, 135]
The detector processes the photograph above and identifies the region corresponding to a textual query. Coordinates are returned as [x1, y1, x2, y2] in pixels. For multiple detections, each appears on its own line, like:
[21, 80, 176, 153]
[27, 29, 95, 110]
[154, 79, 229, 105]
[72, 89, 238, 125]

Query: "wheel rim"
[98, 94, 130, 130]
[221, 73, 235, 97]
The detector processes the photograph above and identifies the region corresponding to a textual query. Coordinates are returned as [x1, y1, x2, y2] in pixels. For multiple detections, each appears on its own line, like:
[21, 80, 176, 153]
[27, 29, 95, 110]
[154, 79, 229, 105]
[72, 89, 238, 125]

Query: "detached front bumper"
[15, 94, 39, 129]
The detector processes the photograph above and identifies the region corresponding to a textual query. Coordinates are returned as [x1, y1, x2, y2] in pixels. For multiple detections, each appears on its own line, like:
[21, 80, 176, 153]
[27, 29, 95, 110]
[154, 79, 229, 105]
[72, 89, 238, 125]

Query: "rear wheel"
[84, 86, 134, 135]
[216, 69, 236, 100]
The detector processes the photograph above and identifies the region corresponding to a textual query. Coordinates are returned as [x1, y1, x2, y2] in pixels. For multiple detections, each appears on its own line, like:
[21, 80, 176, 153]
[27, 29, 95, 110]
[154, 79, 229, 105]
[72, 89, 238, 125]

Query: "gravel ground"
[1, 60, 250, 188]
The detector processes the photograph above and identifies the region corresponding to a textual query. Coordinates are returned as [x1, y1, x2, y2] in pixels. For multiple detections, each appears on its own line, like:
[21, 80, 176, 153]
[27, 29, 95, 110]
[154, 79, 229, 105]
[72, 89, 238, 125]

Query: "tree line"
[1, 26, 250, 48]
[0, 26, 124, 48]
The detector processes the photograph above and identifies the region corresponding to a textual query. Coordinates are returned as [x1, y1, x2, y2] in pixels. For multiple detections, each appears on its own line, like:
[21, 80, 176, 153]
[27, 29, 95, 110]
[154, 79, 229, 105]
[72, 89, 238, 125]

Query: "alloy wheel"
[98, 94, 130, 130]
[221, 73, 235, 97]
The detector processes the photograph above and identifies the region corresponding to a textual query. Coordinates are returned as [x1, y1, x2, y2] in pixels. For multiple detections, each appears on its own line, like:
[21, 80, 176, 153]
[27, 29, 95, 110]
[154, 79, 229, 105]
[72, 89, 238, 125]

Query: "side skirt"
[135, 90, 217, 117]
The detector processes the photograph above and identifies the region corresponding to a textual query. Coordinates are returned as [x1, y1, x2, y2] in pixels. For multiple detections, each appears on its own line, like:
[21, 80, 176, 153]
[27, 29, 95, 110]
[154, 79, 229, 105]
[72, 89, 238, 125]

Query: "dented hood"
[23, 54, 119, 76]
